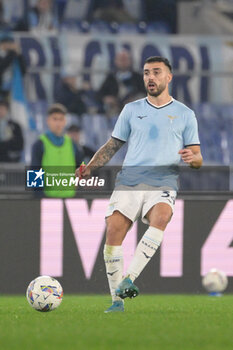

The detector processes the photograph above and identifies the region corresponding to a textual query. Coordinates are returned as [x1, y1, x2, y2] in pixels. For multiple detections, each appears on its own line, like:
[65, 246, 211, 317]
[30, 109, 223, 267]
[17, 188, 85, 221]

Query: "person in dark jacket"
[54, 73, 87, 118]
[98, 49, 145, 108]
[0, 100, 24, 162]
[15, 0, 58, 32]
[0, 34, 26, 100]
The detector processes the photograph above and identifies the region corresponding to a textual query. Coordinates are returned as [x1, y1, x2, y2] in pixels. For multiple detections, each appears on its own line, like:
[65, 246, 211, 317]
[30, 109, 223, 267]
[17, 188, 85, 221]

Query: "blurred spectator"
[66, 124, 95, 163]
[54, 72, 87, 118]
[0, 0, 24, 30]
[31, 103, 83, 197]
[90, 0, 136, 23]
[0, 100, 24, 162]
[62, 0, 93, 22]
[55, 70, 101, 118]
[62, 0, 143, 23]
[0, 0, 25, 31]
[31, 103, 83, 167]
[15, 0, 58, 32]
[98, 49, 145, 107]
[0, 34, 26, 101]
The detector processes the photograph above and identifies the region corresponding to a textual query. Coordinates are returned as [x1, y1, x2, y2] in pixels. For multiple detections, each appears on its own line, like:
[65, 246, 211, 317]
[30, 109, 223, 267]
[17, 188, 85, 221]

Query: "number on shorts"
[161, 191, 170, 198]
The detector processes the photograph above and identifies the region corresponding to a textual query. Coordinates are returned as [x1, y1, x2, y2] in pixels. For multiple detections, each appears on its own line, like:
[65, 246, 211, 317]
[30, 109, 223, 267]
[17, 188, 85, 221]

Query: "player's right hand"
[75, 163, 91, 179]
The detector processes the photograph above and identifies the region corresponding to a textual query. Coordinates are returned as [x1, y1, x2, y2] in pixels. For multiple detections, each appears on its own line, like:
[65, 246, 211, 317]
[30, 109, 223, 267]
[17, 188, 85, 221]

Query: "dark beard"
[146, 83, 166, 97]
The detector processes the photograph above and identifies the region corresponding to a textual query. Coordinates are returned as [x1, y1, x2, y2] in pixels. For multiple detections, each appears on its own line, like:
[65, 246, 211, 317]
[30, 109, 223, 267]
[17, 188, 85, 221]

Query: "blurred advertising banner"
[14, 32, 233, 104]
[0, 197, 232, 294]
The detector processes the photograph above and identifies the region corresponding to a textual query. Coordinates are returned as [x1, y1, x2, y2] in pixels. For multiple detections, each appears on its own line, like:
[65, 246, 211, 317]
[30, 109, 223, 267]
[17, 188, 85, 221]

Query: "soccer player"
[76, 56, 203, 312]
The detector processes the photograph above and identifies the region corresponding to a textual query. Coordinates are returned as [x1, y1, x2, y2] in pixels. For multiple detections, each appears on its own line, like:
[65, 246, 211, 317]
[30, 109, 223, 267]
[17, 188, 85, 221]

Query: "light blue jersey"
[112, 97, 200, 190]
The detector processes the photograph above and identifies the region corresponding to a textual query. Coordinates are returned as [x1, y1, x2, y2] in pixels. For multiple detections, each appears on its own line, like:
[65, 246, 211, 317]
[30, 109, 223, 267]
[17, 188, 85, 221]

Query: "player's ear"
[167, 72, 173, 83]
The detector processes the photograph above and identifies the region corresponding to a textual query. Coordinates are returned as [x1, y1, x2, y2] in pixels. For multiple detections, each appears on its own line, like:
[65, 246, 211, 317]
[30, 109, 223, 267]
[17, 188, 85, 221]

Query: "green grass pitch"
[0, 294, 232, 350]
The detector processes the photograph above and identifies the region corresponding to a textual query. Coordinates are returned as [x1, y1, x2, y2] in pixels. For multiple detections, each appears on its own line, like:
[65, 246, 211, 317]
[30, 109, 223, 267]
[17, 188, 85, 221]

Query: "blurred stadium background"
[0, 0, 232, 295]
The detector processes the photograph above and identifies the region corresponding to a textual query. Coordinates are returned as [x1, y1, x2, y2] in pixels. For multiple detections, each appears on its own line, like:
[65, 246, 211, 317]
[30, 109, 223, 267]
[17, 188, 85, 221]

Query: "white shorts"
[106, 184, 177, 225]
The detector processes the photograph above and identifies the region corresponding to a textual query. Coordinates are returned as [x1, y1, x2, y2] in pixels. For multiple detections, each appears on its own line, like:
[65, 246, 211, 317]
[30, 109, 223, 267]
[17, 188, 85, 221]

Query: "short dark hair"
[66, 124, 81, 133]
[48, 103, 67, 116]
[144, 56, 172, 72]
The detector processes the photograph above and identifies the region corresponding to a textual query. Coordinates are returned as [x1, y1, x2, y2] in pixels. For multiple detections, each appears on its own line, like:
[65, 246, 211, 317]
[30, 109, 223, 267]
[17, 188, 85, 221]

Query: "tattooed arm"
[75, 137, 125, 178]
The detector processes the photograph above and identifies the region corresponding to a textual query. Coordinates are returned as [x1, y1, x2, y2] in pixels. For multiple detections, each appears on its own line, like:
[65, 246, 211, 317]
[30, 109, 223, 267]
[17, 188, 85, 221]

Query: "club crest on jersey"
[167, 115, 179, 121]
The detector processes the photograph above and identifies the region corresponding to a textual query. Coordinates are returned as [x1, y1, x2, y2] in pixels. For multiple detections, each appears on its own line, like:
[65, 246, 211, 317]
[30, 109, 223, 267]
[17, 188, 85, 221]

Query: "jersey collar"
[146, 97, 174, 109]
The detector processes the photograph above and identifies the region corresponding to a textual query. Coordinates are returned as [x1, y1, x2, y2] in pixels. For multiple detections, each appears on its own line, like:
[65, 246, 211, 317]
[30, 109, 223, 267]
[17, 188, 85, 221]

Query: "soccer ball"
[26, 275, 63, 312]
[202, 268, 228, 293]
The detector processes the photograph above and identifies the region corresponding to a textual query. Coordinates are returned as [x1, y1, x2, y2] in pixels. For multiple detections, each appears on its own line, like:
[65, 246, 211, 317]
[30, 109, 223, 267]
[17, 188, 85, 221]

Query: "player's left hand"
[178, 149, 195, 164]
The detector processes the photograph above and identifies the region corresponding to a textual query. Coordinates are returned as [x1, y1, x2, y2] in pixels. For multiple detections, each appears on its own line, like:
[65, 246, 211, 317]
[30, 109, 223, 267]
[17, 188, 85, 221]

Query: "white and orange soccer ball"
[202, 268, 228, 293]
[26, 276, 63, 311]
